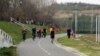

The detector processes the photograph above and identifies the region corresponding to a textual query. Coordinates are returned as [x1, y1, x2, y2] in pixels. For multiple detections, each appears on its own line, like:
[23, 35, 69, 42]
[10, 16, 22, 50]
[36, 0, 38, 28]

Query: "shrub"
[0, 47, 16, 56]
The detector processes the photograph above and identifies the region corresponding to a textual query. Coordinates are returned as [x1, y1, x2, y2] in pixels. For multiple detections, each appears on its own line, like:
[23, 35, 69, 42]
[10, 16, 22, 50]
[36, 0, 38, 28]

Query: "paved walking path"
[17, 34, 86, 56]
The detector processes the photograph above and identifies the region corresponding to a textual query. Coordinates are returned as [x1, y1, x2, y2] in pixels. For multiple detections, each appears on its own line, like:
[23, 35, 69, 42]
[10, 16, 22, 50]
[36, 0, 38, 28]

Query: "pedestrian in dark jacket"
[50, 27, 55, 43]
[67, 29, 71, 39]
[37, 29, 42, 38]
[32, 28, 36, 40]
[17, 17, 20, 22]
[43, 28, 46, 38]
[22, 29, 27, 41]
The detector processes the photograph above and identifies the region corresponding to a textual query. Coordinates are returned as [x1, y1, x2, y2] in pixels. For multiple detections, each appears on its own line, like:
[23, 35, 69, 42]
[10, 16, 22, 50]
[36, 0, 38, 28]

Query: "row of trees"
[0, 0, 59, 26]
[52, 2, 100, 11]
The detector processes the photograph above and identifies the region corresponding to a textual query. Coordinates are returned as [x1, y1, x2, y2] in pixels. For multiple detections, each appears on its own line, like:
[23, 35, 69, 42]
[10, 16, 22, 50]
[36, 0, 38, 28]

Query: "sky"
[56, 0, 100, 5]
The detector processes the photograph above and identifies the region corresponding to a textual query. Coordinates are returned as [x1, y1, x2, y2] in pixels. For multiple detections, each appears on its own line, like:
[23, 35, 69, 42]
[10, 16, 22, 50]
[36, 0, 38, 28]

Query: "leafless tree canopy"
[0, 0, 61, 27]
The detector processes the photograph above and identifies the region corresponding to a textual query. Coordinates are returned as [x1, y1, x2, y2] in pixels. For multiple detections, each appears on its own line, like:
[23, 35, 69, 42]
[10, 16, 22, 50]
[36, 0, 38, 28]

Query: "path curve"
[17, 34, 85, 56]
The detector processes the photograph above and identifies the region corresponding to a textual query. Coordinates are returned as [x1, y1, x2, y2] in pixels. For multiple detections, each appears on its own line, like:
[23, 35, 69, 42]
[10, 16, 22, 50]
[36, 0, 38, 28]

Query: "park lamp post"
[96, 15, 98, 42]
[90, 7, 94, 34]
[96, 15, 100, 42]
[74, 3, 78, 38]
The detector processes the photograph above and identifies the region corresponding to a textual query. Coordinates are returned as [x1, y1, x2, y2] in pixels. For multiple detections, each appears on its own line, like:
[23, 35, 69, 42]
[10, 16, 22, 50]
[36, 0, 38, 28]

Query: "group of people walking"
[32, 28, 47, 40]
[22, 26, 56, 43]
[21, 26, 74, 44]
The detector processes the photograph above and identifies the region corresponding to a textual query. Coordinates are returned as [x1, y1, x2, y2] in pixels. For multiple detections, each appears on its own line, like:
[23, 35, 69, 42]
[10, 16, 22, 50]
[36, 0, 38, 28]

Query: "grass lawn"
[0, 47, 17, 56]
[0, 21, 31, 44]
[81, 34, 96, 43]
[57, 36, 100, 56]
[0, 21, 31, 56]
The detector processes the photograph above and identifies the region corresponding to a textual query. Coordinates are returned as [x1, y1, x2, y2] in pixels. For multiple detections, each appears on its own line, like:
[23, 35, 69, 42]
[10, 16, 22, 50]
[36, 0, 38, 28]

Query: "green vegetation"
[0, 47, 17, 56]
[57, 37, 100, 56]
[0, 21, 65, 56]
[0, 21, 31, 56]
[81, 34, 96, 43]
[0, 21, 31, 44]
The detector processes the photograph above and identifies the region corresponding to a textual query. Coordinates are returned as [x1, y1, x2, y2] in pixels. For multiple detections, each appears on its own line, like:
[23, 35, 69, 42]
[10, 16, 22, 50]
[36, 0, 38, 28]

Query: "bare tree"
[0, 0, 10, 21]
[0, 0, 57, 25]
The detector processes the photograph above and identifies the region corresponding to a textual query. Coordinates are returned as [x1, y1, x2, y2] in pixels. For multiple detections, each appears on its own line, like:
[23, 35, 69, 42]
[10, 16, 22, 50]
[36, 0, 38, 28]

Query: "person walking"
[16, 17, 20, 22]
[32, 28, 36, 40]
[67, 29, 71, 39]
[37, 29, 42, 38]
[50, 27, 55, 44]
[22, 29, 27, 41]
[43, 28, 47, 38]
[41, 29, 44, 37]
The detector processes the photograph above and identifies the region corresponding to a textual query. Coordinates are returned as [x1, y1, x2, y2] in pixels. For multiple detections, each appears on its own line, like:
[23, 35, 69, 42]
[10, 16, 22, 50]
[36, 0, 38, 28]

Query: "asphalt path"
[17, 34, 80, 56]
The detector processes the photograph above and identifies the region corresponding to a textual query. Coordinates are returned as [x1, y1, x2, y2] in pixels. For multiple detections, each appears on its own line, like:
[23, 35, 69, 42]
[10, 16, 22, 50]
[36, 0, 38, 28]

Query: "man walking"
[67, 29, 71, 39]
[43, 28, 47, 38]
[22, 29, 27, 41]
[32, 28, 36, 40]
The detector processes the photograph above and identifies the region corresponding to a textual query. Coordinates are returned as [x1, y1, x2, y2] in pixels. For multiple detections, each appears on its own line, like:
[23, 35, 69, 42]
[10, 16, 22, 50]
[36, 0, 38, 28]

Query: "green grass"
[0, 21, 31, 44]
[0, 47, 17, 56]
[81, 34, 96, 43]
[57, 37, 100, 56]
[0, 21, 32, 56]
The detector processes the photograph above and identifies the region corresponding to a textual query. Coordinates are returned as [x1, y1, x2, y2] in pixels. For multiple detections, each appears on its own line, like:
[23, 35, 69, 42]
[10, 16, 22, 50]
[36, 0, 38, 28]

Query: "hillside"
[0, 21, 31, 44]
[53, 3, 100, 19]
[54, 3, 100, 10]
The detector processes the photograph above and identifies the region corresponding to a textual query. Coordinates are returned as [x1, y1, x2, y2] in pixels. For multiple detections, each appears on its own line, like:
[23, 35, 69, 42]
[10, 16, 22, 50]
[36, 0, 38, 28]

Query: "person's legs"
[37, 32, 40, 38]
[44, 32, 46, 38]
[43, 33, 45, 38]
[51, 38, 54, 44]
[23, 34, 26, 41]
[68, 34, 70, 39]
[51, 35, 54, 44]
[39, 33, 41, 38]
[42, 32, 44, 38]
[32, 34, 36, 40]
